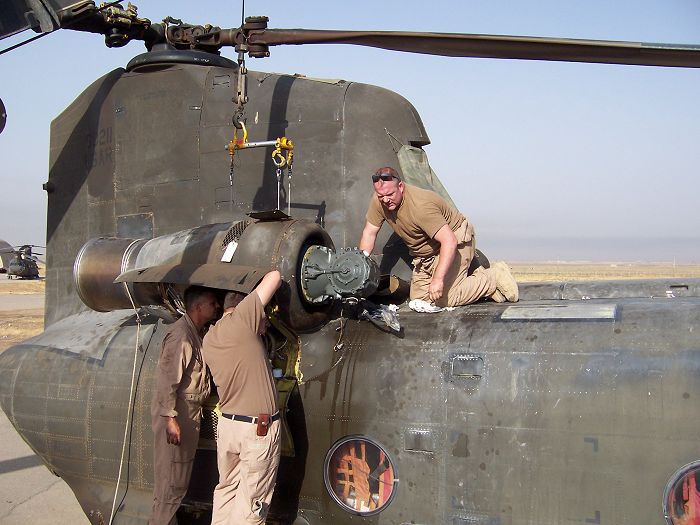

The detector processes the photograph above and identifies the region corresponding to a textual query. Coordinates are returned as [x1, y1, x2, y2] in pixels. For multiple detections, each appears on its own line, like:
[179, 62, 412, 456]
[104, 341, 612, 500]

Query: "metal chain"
[287, 163, 293, 216]
[276, 168, 282, 210]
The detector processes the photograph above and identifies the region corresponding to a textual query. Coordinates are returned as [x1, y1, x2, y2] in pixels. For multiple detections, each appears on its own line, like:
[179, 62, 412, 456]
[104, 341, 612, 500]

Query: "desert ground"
[510, 262, 700, 282]
[0, 277, 44, 353]
[2, 262, 700, 353]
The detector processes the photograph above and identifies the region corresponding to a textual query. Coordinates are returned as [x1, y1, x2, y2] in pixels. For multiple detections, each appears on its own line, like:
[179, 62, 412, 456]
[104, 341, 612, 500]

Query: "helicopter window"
[664, 461, 700, 525]
[324, 435, 398, 516]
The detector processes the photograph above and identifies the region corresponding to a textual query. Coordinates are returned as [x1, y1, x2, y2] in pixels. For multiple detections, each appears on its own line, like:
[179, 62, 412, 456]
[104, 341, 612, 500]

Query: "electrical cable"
[0, 33, 48, 56]
[108, 283, 142, 525]
[299, 313, 347, 384]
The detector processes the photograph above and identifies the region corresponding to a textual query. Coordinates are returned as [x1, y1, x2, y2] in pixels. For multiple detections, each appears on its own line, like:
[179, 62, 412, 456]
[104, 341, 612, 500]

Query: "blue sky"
[1, 1, 699, 261]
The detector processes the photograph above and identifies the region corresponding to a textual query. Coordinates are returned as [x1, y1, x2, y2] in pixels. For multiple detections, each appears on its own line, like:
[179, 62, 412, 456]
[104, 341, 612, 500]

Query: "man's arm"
[429, 224, 458, 303]
[155, 333, 192, 446]
[359, 220, 381, 255]
[254, 270, 282, 307]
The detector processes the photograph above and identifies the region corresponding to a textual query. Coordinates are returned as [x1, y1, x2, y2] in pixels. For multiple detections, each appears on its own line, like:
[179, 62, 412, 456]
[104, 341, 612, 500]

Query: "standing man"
[359, 167, 518, 307]
[202, 270, 282, 525]
[150, 286, 219, 525]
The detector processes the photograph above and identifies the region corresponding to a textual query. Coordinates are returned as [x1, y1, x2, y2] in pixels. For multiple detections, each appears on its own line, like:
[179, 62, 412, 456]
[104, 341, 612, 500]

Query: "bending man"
[150, 286, 219, 525]
[359, 167, 518, 307]
[202, 270, 282, 525]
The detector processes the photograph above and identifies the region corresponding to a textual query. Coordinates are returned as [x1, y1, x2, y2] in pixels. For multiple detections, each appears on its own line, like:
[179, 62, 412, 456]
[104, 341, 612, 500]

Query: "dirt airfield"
[1, 262, 700, 353]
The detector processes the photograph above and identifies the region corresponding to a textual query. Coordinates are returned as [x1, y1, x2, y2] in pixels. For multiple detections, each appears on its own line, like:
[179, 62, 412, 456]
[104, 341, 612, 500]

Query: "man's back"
[202, 293, 277, 417]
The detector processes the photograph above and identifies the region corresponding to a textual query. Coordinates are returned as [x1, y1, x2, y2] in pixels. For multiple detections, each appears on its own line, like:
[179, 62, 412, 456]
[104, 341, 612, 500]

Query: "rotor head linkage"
[195, 16, 270, 58]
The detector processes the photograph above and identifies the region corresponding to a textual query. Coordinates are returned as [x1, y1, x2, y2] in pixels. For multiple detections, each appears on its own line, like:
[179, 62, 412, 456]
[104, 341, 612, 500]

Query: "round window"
[664, 461, 700, 525]
[324, 435, 398, 516]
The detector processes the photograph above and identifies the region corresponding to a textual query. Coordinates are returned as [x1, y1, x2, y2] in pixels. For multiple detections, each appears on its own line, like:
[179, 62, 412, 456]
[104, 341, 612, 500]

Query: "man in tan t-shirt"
[150, 286, 219, 525]
[359, 166, 518, 307]
[202, 270, 282, 525]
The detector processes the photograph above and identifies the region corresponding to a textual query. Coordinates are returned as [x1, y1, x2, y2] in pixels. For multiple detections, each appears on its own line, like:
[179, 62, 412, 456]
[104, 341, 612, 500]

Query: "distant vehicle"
[0, 244, 43, 279]
[0, 238, 9, 273]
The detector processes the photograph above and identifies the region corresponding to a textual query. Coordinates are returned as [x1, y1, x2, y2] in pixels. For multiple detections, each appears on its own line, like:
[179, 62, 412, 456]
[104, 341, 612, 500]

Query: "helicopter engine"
[73, 217, 379, 332]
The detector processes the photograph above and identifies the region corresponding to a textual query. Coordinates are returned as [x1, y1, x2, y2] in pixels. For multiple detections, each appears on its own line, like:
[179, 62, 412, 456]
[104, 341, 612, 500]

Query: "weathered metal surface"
[500, 303, 618, 320]
[0, 29, 699, 525]
[115, 262, 266, 293]
[1, 288, 700, 524]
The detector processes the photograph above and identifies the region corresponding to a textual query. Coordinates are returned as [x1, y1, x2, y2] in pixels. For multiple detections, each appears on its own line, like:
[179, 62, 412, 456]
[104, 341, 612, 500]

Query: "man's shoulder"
[237, 292, 263, 316]
[165, 315, 189, 338]
[241, 292, 260, 307]
[207, 294, 261, 337]
[405, 184, 443, 204]
[165, 315, 199, 347]
[205, 312, 232, 342]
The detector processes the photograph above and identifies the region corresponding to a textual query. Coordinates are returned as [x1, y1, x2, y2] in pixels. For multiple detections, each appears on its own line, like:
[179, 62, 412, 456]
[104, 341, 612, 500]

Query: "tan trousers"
[212, 417, 281, 525]
[150, 398, 202, 525]
[410, 220, 497, 307]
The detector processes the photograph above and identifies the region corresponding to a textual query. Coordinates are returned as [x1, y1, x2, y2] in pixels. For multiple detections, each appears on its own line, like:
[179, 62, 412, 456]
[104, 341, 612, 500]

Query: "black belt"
[221, 411, 280, 424]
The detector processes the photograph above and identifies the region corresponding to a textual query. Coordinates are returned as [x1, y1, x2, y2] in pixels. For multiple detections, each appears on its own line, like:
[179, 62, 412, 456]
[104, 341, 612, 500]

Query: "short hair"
[183, 285, 215, 311]
[223, 290, 246, 310]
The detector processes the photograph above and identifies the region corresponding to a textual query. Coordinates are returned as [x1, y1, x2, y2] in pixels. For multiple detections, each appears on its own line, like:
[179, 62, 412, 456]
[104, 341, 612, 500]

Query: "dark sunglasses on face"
[371, 172, 398, 183]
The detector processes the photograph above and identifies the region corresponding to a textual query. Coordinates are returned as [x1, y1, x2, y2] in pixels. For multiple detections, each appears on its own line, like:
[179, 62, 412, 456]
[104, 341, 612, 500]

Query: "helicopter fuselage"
[1, 281, 699, 524]
[0, 51, 698, 525]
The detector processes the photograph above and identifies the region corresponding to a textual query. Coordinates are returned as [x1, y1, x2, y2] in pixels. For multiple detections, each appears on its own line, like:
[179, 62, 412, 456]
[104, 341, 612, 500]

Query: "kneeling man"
[359, 167, 518, 306]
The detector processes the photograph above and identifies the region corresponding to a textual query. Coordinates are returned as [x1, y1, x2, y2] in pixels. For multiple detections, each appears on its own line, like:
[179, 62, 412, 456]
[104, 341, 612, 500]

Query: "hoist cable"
[109, 283, 142, 525]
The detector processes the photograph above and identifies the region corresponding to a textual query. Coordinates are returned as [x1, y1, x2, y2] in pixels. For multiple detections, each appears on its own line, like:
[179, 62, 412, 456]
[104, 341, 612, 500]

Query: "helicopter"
[0, 238, 10, 271]
[1, 2, 700, 525]
[0, 242, 44, 279]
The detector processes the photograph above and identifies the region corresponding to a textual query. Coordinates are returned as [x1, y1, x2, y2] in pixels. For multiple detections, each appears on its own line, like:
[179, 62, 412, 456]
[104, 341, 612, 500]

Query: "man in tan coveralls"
[202, 270, 282, 525]
[359, 167, 518, 307]
[150, 286, 219, 525]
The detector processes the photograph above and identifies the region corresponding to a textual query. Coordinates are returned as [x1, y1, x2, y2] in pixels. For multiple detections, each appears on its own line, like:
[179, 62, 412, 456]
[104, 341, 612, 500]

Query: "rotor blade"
[0, 0, 61, 40]
[244, 29, 700, 68]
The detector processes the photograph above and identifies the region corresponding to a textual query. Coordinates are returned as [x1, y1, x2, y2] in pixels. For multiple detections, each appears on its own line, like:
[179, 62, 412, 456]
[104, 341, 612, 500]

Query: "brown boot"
[474, 265, 507, 302]
[490, 289, 507, 303]
[493, 261, 519, 302]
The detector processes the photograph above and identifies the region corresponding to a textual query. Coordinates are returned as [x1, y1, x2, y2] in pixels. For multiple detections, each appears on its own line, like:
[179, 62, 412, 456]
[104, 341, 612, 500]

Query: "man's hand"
[429, 224, 457, 304]
[165, 417, 181, 446]
[429, 277, 444, 303]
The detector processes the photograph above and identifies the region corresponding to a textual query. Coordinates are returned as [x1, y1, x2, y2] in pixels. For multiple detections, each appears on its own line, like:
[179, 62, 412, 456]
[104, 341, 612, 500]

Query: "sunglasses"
[371, 172, 399, 183]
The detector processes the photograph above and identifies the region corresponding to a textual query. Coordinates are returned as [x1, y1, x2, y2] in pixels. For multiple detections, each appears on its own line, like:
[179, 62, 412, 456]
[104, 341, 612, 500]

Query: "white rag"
[408, 299, 454, 313]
